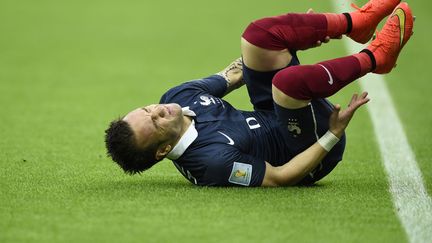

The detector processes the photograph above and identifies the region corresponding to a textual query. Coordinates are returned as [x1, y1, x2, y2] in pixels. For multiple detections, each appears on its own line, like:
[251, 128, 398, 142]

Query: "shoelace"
[371, 20, 401, 53]
[351, 2, 374, 13]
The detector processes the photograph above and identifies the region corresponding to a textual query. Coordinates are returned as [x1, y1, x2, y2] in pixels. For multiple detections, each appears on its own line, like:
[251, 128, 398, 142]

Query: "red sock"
[353, 52, 373, 76]
[272, 53, 371, 100]
[325, 13, 349, 38]
[242, 13, 348, 51]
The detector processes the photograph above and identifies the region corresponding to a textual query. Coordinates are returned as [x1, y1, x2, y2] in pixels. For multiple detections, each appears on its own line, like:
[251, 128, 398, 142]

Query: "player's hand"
[329, 92, 370, 138]
[218, 58, 244, 95]
[307, 8, 342, 47]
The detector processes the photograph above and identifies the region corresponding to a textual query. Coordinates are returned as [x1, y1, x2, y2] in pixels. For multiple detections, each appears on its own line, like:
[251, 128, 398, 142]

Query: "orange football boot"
[348, 0, 401, 44]
[366, 2, 414, 74]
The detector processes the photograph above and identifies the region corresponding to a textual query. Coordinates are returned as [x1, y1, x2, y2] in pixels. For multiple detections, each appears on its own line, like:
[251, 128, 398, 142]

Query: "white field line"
[331, 1, 432, 242]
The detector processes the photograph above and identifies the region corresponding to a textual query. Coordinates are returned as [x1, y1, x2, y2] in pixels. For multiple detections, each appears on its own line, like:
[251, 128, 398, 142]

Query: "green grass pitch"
[1, 0, 431, 242]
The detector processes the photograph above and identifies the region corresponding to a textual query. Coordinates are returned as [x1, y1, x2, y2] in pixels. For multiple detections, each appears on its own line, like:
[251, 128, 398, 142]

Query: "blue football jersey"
[159, 75, 294, 187]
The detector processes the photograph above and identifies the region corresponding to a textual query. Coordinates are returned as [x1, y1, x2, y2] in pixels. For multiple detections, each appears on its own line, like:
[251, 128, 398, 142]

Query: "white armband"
[318, 131, 340, 152]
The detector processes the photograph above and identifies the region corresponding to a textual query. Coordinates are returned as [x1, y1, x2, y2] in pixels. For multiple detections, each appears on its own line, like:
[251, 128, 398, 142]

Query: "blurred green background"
[1, 0, 430, 242]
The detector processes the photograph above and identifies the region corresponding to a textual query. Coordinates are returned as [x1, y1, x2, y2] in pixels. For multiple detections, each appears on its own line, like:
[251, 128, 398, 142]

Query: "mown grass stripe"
[332, 1, 432, 242]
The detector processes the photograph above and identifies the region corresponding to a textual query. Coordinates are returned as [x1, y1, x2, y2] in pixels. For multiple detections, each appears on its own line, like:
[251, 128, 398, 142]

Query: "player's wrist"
[217, 58, 244, 89]
[329, 126, 344, 138]
[318, 130, 340, 152]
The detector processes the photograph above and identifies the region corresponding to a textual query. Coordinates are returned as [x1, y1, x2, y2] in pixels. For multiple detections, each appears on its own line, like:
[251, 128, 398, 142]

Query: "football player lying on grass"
[105, 1, 414, 186]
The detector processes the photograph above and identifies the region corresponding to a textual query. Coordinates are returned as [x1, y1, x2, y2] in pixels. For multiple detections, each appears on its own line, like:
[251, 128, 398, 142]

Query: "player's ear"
[155, 144, 172, 160]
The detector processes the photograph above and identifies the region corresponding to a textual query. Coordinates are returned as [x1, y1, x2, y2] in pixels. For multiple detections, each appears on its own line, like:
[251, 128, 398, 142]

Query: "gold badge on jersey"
[229, 162, 252, 186]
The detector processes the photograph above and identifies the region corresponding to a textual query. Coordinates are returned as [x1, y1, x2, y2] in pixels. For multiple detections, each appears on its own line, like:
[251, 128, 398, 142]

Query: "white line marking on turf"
[332, 1, 432, 242]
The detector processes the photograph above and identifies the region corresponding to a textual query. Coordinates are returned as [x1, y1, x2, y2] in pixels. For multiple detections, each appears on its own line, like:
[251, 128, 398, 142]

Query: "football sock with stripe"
[272, 52, 372, 100]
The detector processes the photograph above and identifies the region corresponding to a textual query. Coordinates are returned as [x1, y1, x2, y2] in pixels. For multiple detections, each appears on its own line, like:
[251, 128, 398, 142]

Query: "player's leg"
[272, 2, 414, 110]
[240, 9, 345, 110]
[242, 0, 401, 72]
[274, 2, 414, 184]
[272, 52, 373, 109]
[241, 11, 348, 72]
[240, 0, 400, 111]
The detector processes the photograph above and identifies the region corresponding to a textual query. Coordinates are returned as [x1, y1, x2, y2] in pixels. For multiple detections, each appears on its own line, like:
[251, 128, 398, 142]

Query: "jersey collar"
[166, 109, 198, 160]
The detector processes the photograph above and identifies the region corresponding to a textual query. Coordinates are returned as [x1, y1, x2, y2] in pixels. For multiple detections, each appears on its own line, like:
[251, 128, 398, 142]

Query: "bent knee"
[241, 38, 292, 72]
[272, 67, 311, 108]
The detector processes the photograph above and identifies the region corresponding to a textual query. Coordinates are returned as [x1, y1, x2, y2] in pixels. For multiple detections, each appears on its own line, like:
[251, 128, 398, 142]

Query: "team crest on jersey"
[199, 95, 213, 106]
[228, 162, 252, 186]
[287, 118, 301, 137]
[197, 95, 224, 107]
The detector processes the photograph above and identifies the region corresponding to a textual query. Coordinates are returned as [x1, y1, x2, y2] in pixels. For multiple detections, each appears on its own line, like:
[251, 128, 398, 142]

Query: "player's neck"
[172, 115, 193, 145]
[182, 115, 193, 133]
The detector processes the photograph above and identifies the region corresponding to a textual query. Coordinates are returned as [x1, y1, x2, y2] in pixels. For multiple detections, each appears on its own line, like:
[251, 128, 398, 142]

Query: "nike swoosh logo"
[218, 131, 235, 145]
[393, 8, 406, 47]
[318, 64, 333, 85]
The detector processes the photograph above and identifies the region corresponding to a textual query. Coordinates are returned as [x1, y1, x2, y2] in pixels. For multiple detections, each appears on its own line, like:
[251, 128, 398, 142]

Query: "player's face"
[123, 103, 184, 149]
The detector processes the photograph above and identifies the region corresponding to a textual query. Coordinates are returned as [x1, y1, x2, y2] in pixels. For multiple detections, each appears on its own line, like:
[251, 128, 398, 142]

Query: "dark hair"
[104, 119, 161, 174]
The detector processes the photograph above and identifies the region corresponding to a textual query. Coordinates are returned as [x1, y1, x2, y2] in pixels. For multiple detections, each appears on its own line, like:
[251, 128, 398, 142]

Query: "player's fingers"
[359, 91, 368, 99]
[357, 95, 370, 107]
[352, 92, 370, 110]
[356, 92, 369, 105]
[307, 8, 315, 14]
[351, 99, 369, 113]
[330, 104, 341, 120]
[348, 93, 358, 107]
[332, 104, 341, 113]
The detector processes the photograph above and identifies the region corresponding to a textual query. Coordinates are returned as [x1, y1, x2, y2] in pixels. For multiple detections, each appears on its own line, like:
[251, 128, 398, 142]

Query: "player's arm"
[216, 58, 245, 96]
[262, 92, 369, 186]
[162, 58, 244, 102]
[159, 58, 243, 103]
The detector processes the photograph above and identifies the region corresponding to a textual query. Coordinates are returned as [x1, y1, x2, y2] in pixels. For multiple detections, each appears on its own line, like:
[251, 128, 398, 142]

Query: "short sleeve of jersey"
[160, 75, 227, 104]
[201, 147, 266, 187]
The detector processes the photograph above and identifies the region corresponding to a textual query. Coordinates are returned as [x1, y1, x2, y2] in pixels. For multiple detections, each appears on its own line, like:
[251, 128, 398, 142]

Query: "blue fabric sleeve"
[201, 148, 266, 187]
[160, 75, 227, 104]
